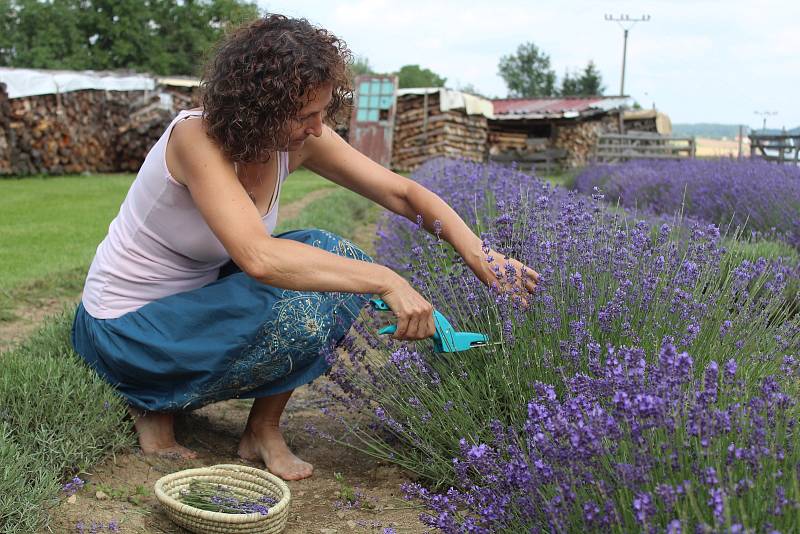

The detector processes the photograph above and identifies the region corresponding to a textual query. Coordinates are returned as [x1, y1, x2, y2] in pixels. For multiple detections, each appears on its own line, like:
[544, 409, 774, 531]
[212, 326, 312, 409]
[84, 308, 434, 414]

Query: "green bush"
[0, 422, 60, 534]
[0, 310, 133, 532]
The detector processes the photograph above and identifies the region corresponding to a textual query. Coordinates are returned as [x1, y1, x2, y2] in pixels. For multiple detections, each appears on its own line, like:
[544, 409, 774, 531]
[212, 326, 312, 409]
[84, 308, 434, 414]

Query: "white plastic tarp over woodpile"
[0, 67, 155, 99]
[396, 87, 495, 119]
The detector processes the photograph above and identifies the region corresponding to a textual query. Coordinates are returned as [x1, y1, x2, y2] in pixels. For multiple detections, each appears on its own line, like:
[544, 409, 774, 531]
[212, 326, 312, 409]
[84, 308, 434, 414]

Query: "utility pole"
[753, 110, 777, 132]
[605, 14, 651, 96]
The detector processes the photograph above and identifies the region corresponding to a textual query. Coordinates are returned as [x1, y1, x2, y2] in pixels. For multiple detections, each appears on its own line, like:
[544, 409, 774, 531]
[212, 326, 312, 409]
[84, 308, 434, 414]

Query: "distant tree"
[576, 60, 604, 95]
[350, 56, 374, 77]
[0, 0, 90, 69]
[560, 61, 605, 96]
[559, 69, 580, 96]
[396, 64, 446, 88]
[497, 42, 556, 97]
[0, 0, 259, 75]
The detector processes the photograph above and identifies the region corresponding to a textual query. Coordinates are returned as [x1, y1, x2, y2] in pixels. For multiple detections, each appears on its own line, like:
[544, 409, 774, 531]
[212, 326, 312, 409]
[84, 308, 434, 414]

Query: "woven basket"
[154, 464, 291, 534]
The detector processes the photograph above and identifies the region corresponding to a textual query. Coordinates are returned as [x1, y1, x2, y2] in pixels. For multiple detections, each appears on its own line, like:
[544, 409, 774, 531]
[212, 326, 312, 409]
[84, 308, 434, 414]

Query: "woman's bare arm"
[301, 126, 539, 296]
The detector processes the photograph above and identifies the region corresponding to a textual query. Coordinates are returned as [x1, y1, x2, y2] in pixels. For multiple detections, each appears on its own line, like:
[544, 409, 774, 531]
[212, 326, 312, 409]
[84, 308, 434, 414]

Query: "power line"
[604, 14, 651, 97]
[754, 110, 777, 132]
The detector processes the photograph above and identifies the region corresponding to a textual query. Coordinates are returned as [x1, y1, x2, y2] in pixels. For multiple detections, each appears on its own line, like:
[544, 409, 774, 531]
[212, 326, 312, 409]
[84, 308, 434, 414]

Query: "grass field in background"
[0, 170, 336, 292]
[0, 174, 135, 292]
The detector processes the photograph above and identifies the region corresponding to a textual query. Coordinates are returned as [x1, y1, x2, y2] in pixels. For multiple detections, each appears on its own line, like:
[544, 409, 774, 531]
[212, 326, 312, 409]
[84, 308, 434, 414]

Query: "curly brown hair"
[201, 14, 353, 163]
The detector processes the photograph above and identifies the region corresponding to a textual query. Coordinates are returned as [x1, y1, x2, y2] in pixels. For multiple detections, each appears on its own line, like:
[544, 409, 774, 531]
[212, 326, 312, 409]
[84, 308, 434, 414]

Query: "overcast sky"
[258, 0, 800, 129]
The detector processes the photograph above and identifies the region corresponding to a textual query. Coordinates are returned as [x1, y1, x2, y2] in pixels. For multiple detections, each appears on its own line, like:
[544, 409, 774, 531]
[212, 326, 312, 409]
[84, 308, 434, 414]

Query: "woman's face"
[285, 82, 333, 150]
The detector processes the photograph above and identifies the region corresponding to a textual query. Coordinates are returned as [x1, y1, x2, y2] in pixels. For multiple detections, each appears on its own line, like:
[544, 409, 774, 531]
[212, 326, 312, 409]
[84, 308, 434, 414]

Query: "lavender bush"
[320, 158, 800, 532]
[573, 158, 800, 248]
[404, 346, 800, 532]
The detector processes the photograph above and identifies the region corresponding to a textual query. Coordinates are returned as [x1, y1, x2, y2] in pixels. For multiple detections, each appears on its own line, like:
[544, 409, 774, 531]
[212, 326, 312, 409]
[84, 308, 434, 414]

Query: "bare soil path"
[0, 294, 79, 352]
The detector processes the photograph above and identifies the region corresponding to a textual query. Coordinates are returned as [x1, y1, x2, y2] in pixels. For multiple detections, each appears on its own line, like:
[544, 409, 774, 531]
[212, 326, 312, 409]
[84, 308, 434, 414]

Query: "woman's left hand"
[469, 248, 540, 306]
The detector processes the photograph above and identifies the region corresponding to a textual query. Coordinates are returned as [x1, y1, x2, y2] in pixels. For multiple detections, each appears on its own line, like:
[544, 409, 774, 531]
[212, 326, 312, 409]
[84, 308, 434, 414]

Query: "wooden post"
[737, 125, 743, 159]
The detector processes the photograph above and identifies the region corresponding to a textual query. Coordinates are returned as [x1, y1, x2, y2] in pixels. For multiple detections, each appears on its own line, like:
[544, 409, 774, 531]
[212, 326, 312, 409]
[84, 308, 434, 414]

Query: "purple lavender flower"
[63, 476, 85, 496]
[574, 158, 800, 247]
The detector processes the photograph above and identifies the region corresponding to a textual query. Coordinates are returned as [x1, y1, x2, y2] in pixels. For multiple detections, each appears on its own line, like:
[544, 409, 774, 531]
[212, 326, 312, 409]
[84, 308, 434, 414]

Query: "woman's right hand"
[378, 277, 436, 341]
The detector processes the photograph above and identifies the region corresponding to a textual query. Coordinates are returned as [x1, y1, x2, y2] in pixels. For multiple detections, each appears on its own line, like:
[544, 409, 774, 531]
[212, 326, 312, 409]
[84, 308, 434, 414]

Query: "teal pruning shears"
[369, 297, 496, 353]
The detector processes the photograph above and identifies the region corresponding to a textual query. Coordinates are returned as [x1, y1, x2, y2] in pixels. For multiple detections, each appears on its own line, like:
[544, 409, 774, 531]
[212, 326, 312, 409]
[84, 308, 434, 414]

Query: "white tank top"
[82, 109, 288, 319]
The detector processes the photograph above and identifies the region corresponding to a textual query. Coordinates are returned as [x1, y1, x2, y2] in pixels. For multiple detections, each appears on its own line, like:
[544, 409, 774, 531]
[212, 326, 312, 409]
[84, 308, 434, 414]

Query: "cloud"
[260, 0, 800, 126]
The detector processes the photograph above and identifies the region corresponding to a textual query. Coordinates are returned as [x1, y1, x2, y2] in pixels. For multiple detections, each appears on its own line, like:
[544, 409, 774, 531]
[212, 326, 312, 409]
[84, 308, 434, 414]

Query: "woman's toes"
[268, 458, 313, 481]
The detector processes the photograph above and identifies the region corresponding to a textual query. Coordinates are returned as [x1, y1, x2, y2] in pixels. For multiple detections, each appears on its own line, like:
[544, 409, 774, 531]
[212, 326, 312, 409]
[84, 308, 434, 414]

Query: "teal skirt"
[71, 229, 372, 412]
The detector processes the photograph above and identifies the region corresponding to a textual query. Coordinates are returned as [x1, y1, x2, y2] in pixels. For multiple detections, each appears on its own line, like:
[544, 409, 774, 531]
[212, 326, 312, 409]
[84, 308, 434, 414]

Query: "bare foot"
[130, 408, 198, 460]
[238, 425, 313, 480]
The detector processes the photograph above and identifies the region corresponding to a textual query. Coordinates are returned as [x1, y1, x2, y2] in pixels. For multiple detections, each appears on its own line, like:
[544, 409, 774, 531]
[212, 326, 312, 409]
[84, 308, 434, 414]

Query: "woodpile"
[487, 115, 620, 171]
[0, 87, 136, 175]
[0, 84, 201, 176]
[115, 88, 198, 172]
[0, 84, 11, 175]
[553, 116, 618, 167]
[488, 130, 527, 153]
[391, 92, 487, 171]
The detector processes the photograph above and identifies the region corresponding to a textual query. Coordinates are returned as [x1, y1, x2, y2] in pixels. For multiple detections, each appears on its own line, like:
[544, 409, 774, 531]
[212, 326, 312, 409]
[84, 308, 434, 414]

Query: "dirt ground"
[0, 294, 75, 352]
[42, 382, 429, 534]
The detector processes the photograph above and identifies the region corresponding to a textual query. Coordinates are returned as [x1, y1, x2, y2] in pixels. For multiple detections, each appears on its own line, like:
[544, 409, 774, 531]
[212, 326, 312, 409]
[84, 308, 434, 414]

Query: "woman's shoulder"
[166, 110, 226, 186]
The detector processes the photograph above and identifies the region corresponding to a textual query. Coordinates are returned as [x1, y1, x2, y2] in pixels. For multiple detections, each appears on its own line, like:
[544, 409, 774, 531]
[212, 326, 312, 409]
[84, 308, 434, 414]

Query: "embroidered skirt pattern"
[71, 229, 372, 411]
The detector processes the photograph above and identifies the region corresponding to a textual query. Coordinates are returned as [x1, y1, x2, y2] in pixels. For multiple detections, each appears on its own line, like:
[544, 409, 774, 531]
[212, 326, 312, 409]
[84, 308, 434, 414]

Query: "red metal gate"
[348, 74, 397, 167]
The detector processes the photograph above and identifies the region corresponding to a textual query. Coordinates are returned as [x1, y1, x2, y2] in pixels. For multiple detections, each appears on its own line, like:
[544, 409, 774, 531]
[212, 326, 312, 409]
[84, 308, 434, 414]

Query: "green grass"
[0, 170, 338, 320]
[0, 174, 135, 292]
[279, 168, 338, 204]
[0, 311, 134, 533]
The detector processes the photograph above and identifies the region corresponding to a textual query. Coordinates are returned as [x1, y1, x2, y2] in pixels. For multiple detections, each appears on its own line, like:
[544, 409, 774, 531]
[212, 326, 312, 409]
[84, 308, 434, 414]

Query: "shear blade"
[469, 340, 502, 347]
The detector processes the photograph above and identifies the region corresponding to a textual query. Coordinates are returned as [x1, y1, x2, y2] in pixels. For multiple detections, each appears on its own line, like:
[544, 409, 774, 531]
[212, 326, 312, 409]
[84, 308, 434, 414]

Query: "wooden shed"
[488, 96, 634, 171]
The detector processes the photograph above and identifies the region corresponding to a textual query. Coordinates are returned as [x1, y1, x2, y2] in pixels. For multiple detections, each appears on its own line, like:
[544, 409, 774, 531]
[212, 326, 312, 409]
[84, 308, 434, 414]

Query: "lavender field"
[321, 158, 800, 533]
[574, 159, 800, 248]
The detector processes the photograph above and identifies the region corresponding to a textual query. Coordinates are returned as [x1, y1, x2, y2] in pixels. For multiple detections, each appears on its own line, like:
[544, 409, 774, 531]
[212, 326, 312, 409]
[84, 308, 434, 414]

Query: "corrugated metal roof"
[492, 96, 632, 119]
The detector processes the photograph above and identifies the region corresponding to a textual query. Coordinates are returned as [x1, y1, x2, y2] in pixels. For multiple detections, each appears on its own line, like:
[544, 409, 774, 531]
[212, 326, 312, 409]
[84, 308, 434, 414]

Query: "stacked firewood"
[0, 84, 11, 174]
[553, 117, 617, 167]
[0, 88, 144, 175]
[391, 92, 487, 171]
[114, 88, 200, 172]
[0, 85, 202, 176]
[487, 129, 527, 153]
